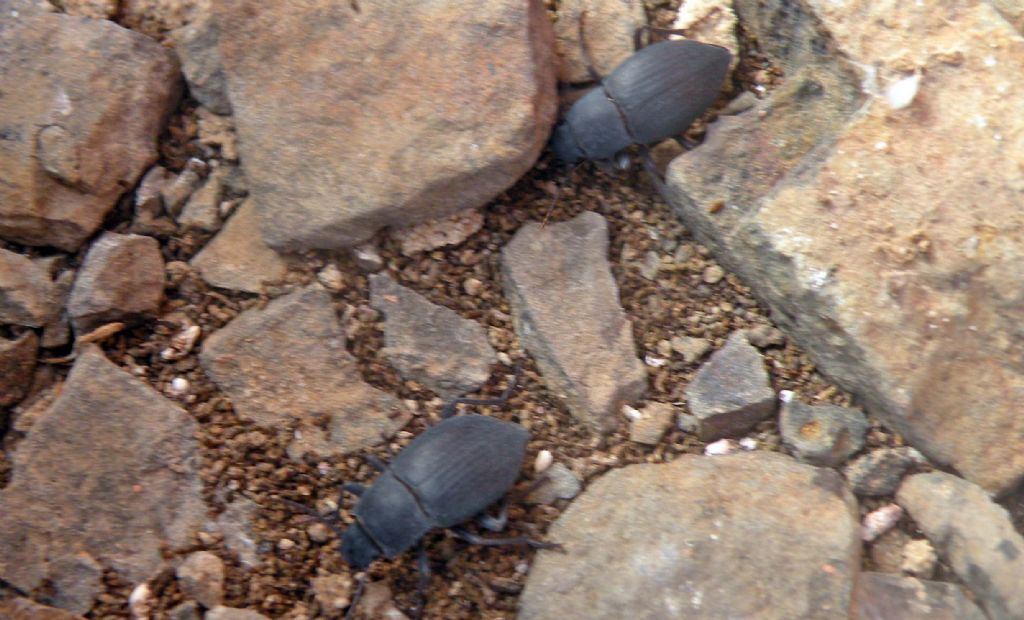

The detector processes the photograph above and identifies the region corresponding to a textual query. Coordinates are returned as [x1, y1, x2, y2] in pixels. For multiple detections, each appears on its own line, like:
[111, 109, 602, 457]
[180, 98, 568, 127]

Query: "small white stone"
[644, 355, 667, 367]
[739, 437, 758, 450]
[129, 583, 151, 620]
[534, 449, 553, 474]
[168, 377, 190, 396]
[885, 73, 920, 110]
[862, 504, 903, 542]
[622, 405, 643, 421]
[779, 390, 795, 403]
[705, 438, 739, 456]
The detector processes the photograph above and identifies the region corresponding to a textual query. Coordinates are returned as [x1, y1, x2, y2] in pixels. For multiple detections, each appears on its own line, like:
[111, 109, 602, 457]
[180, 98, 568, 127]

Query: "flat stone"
[520, 452, 860, 619]
[553, 0, 646, 83]
[501, 212, 647, 432]
[176, 551, 224, 608]
[897, 472, 1024, 620]
[628, 401, 674, 445]
[199, 285, 409, 459]
[526, 462, 582, 505]
[670, 335, 711, 364]
[205, 607, 270, 620]
[0, 331, 37, 407]
[666, 0, 1024, 494]
[844, 447, 923, 496]
[0, 345, 205, 611]
[0, 598, 85, 620]
[391, 209, 485, 257]
[0, 12, 180, 250]
[852, 572, 987, 620]
[0, 248, 57, 327]
[369, 274, 495, 400]
[190, 199, 289, 293]
[211, 0, 557, 251]
[685, 331, 775, 440]
[67, 232, 165, 334]
[779, 396, 868, 467]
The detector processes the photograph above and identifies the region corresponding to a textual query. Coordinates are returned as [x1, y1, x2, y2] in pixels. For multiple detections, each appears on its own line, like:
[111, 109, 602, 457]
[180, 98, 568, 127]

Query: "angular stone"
[391, 209, 485, 257]
[852, 572, 987, 620]
[47, 552, 103, 615]
[0, 13, 180, 250]
[502, 212, 646, 432]
[369, 274, 495, 400]
[0, 345, 205, 609]
[844, 447, 923, 497]
[177, 168, 224, 232]
[0, 598, 85, 620]
[520, 452, 860, 619]
[897, 472, 1024, 620]
[0, 331, 37, 407]
[176, 551, 224, 608]
[212, 497, 260, 568]
[211, 0, 556, 251]
[670, 334, 711, 364]
[628, 401, 674, 445]
[161, 158, 207, 217]
[780, 396, 868, 467]
[67, 232, 165, 333]
[0, 248, 57, 327]
[666, 0, 1024, 494]
[685, 331, 775, 440]
[199, 285, 408, 459]
[553, 0, 646, 83]
[190, 199, 289, 293]
[172, 8, 232, 115]
[527, 462, 582, 505]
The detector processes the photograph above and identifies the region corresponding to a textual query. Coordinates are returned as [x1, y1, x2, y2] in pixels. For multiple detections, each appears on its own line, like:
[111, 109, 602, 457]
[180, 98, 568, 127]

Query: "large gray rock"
[67, 232, 165, 333]
[665, 0, 1024, 494]
[852, 572, 987, 620]
[897, 472, 1024, 620]
[502, 212, 647, 432]
[0, 13, 180, 250]
[210, 0, 557, 251]
[520, 452, 860, 619]
[369, 273, 496, 400]
[0, 345, 205, 611]
[199, 285, 409, 459]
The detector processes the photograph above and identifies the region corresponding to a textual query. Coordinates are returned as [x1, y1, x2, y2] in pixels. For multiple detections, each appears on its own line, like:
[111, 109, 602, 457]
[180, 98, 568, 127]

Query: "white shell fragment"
[885, 73, 921, 110]
[161, 324, 201, 360]
[128, 582, 152, 620]
[705, 438, 740, 456]
[862, 503, 904, 541]
[534, 449, 554, 474]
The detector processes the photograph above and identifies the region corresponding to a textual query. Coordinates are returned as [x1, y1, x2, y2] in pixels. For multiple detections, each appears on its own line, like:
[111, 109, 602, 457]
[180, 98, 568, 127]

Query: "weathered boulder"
[210, 0, 557, 251]
[520, 452, 860, 619]
[0, 12, 180, 250]
[666, 0, 1024, 494]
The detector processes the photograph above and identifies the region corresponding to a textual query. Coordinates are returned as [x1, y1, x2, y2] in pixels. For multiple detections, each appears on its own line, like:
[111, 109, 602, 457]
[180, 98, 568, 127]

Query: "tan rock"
[0, 13, 180, 250]
[211, 0, 557, 250]
[554, 0, 646, 83]
[668, 0, 1024, 493]
[191, 199, 288, 293]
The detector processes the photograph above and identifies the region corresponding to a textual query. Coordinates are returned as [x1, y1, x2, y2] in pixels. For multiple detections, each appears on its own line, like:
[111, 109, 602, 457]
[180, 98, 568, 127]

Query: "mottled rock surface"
[0, 346, 205, 611]
[0, 12, 180, 250]
[520, 452, 860, 619]
[685, 331, 775, 440]
[502, 212, 646, 432]
[200, 286, 408, 459]
[190, 199, 288, 293]
[0, 331, 37, 407]
[391, 209, 485, 257]
[897, 472, 1024, 620]
[0, 598, 85, 620]
[845, 447, 923, 496]
[666, 0, 1024, 494]
[852, 572, 987, 620]
[67, 232, 165, 333]
[211, 0, 557, 251]
[0, 248, 57, 327]
[780, 396, 868, 467]
[369, 274, 496, 400]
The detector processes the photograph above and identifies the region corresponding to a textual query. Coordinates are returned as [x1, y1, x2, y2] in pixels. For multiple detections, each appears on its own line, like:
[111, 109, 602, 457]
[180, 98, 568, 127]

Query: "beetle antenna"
[344, 573, 366, 620]
[541, 162, 584, 228]
[439, 361, 524, 418]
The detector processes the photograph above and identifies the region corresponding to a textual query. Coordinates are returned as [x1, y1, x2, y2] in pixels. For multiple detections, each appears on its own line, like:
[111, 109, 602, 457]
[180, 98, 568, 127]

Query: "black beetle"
[551, 24, 732, 169]
[286, 368, 554, 617]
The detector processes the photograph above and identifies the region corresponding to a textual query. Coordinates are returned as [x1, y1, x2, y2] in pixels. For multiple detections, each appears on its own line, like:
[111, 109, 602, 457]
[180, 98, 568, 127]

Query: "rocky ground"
[2, 0, 1024, 619]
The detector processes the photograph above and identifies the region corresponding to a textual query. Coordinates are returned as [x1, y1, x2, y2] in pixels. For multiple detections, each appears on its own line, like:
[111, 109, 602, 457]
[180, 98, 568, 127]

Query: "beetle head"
[551, 122, 583, 163]
[341, 522, 381, 569]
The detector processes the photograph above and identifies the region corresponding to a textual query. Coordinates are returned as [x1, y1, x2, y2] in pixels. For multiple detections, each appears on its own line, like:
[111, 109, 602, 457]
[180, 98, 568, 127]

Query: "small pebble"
[129, 583, 152, 620]
[352, 244, 385, 272]
[307, 522, 331, 543]
[739, 437, 758, 450]
[703, 264, 725, 284]
[278, 538, 296, 551]
[463, 277, 483, 296]
[316, 263, 345, 291]
[901, 538, 937, 578]
[862, 504, 903, 542]
[745, 324, 785, 348]
[705, 438, 739, 456]
[534, 450, 553, 474]
[167, 377, 190, 396]
[639, 251, 661, 280]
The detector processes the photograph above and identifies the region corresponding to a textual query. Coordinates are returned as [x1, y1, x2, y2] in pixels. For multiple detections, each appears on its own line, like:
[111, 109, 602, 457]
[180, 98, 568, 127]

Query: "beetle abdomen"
[604, 39, 731, 146]
[354, 470, 436, 557]
[391, 415, 528, 528]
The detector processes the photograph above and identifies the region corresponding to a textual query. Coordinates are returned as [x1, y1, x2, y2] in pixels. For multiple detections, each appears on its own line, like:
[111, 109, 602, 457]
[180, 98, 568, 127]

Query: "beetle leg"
[413, 545, 430, 620]
[365, 454, 388, 471]
[477, 502, 509, 532]
[639, 144, 669, 197]
[343, 573, 366, 620]
[342, 482, 366, 497]
[450, 527, 562, 550]
[633, 25, 691, 50]
[439, 362, 524, 419]
[577, 11, 605, 83]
